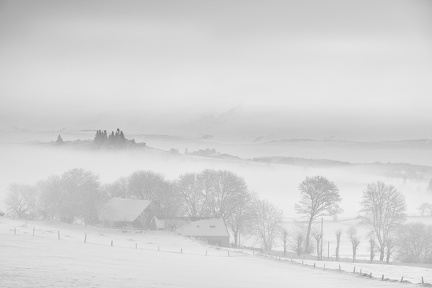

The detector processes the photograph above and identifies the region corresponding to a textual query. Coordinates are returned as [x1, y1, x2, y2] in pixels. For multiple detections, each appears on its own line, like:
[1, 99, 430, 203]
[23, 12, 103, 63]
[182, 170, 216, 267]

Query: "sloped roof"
[175, 218, 229, 237]
[98, 198, 151, 222]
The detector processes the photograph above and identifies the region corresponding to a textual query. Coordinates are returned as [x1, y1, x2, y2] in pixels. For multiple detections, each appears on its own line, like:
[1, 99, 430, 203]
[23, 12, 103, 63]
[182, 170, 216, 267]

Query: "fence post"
[382, 274, 384, 280]
[58, 230, 60, 240]
[84, 233, 87, 243]
[314, 263, 316, 268]
[33, 227, 35, 237]
[135, 243, 137, 249]
[400, 276, 404, 282]
[14, 227, 16, 236]
[422, 277, 424, 284]
[181, 248, 182, 254]
[353, 266, 356, 273]
[111, 240, 113, 246]
[369, 272, 372, 278]
[339, 264, 341, 271]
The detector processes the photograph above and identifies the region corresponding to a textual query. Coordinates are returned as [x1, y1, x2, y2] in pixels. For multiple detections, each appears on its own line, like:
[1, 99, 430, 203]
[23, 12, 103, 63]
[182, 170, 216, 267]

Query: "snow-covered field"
[1, 218, 428, 288]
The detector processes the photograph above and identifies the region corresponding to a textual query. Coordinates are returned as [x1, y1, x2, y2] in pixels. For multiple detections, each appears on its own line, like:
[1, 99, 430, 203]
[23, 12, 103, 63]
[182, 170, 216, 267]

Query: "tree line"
[4, 170, 432, 263]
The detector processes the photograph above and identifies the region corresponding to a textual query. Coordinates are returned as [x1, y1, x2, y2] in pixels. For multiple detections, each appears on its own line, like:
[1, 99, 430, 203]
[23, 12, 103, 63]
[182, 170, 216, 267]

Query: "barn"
[98, 198, 158, 229]
[174, 218, 230, 247]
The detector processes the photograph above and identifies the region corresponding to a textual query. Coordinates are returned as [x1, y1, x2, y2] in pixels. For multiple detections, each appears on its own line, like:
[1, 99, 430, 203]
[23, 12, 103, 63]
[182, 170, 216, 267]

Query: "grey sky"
[1, 0, 431, 140]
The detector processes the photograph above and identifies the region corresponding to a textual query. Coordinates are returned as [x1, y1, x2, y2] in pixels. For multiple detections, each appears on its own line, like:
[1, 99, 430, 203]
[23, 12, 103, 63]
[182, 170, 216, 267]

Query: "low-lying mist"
[1, 142, 431, 218]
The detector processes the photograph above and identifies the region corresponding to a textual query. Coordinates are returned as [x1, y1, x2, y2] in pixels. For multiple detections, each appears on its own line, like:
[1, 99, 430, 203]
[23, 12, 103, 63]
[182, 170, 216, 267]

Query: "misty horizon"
[1, 0, 432, 141]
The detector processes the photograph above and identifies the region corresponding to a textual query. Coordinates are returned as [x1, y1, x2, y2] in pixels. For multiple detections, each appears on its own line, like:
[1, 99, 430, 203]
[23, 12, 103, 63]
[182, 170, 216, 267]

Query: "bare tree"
[204, 170, 250, 221]
[335, 230, 342, 261]
[127, 170, 167, 200]
[295, 176, 342, 253]
[250, 199, 283, 251]
[37, 175, 63, 220]
[396, 223, 432, 263]
[347, 226, 360, 262]
[359, 181, 407, 261]
[5, 183, 38, 219]
[226, 197, 254, 247]
[102, 177, 129, 198]
[177, 172, 208, 217]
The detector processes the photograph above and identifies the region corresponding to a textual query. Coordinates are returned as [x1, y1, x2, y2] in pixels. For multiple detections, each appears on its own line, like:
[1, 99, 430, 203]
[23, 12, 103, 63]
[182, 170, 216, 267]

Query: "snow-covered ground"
[1, 218, 427, 287]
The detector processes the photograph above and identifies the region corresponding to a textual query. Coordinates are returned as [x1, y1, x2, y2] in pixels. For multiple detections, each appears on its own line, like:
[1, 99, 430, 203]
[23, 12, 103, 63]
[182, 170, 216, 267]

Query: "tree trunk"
[379, 246, 385, 261]
[305, 218, 313, 253]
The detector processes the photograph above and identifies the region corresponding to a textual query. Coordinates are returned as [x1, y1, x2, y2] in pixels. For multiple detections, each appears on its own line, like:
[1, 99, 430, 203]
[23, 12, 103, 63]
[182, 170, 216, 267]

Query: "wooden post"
[111, 240, 113, 246]
[14, 227, 16, 236]
[382, 274, 384, 280]
[369, 272, 372, 278]
[327, 241, 329, 260]
[353, 266, 356, 273]
[33, 227, 35, 237]
[181, 248, 182, 254]
[84, 233, 87, 243]
[58, 230, 60, 240]
[422, 277, 424, 284]
[135, 243, 137, 249]
[158, 245, 160, 251]
[400, 276, 404, 282]
[314, 262, 316, 267]
[320, 217, 323, 261]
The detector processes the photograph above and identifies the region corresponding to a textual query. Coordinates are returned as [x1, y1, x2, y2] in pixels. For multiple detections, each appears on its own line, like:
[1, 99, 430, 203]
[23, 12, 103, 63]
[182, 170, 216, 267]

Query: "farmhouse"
[98, 198, 158, 229]
[175, 218, 230, 247]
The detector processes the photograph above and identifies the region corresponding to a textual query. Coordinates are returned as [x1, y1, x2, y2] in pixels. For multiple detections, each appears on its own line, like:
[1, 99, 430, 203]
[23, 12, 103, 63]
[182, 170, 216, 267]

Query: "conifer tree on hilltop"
[56, 134, 64, 145]
[93, 128, 132, 148]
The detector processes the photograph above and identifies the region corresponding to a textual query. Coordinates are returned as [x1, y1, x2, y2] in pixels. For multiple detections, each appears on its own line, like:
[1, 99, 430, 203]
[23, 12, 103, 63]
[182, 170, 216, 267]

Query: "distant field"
[1, 218, 426, 288]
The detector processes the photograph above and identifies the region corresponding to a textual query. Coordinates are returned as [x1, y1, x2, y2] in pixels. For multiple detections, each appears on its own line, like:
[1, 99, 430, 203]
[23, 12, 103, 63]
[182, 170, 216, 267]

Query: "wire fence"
[7, 224, 432, 286]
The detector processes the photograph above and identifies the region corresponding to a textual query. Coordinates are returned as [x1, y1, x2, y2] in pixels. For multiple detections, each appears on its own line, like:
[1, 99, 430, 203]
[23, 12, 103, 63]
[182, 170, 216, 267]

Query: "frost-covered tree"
[5, 183, 37, 219]
[295, 176, 342, 253]
[396, 223, 432, 263]
[359, 181, 406, 261]
[177, 172, 208, 217]
[250, 199, 283, 250]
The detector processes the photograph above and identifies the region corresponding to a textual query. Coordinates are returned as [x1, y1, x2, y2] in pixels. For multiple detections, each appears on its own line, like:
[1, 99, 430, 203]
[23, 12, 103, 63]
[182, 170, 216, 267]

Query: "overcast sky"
[1, 0, 431, 140]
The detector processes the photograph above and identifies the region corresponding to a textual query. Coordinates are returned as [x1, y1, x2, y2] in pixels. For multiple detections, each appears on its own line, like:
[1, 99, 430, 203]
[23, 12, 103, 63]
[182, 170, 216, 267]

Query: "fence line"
[8, 225, 431, 286]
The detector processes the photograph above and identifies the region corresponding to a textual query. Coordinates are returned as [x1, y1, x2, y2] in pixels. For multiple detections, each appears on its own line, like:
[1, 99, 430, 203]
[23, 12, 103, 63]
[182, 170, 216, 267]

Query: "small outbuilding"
[175, 218, 230, 247]
[98, 198, 158, 229]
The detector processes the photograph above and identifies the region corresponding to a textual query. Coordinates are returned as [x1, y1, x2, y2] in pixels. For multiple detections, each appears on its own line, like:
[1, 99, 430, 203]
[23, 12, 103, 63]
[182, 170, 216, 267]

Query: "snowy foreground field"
[1, 219, 430, 288]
